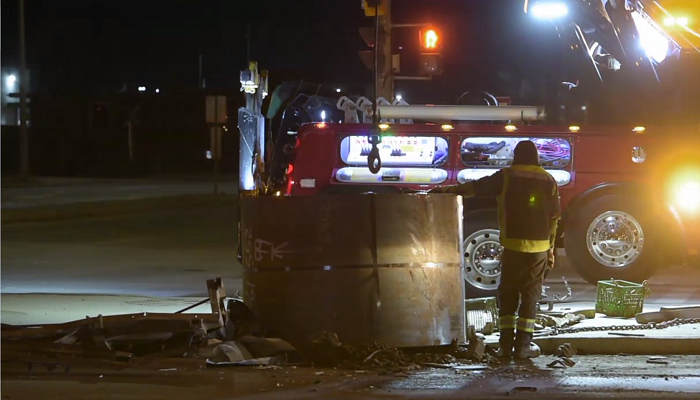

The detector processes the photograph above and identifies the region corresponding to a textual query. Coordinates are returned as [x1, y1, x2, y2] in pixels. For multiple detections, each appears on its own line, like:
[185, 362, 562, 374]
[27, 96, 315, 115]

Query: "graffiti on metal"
[242, 228, 294, 266]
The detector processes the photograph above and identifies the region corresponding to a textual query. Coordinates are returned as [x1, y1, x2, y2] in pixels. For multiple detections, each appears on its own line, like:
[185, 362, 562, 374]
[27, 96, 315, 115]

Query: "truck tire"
[564, 195, 660, 286]
[462, 210, 502, 298]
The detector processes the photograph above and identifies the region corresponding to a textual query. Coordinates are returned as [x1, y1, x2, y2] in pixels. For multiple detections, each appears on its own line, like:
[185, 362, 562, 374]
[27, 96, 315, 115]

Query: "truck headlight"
[674, 181, 700, 213]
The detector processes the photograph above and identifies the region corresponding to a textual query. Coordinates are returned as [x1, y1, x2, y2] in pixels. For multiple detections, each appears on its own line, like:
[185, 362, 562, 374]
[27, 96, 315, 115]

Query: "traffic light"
[419, 28, 443, 75]
[420, 28, 440, 50]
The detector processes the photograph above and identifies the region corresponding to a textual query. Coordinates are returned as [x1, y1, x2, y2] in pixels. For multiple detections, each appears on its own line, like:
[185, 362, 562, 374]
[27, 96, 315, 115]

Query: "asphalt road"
[1, 203, 239, 297]
[2, 204, 700, 305]
[3, 356, 700, 399]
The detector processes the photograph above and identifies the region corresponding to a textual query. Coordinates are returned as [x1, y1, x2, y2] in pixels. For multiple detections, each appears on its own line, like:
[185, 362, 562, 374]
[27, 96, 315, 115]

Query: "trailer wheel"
[463, 210, 502, 298]
[564, 195, 660, 285]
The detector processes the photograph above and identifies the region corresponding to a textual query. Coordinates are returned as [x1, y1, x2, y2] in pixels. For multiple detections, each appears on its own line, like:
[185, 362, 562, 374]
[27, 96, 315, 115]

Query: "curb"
[1, 194, 237, 224]
[534, 336, 700, 355]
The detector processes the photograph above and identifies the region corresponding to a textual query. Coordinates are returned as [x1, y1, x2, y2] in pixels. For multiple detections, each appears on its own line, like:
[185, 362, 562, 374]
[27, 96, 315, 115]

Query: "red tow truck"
[244, 0, 700, 296]
[279, 102, 699, 296]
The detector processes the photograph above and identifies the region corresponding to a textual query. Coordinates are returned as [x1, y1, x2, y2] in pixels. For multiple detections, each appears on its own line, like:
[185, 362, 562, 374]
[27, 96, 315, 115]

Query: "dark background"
[0, 0, 568, 177]
[1, 0, 562, 98]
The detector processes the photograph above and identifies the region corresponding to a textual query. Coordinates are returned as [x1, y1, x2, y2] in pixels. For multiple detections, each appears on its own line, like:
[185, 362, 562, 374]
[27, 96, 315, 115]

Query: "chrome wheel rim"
[586, 210, 644, 268]
[463, 229, 502, 291]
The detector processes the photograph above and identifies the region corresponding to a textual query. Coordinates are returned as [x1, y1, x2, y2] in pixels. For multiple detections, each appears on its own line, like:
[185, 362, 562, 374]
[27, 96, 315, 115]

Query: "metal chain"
[541, 318, 700, 336]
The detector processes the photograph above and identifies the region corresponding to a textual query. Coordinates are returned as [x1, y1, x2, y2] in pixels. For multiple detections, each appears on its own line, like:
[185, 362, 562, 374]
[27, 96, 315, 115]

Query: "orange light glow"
[421, 29, 439, 50]
[316, 122, 327, 128]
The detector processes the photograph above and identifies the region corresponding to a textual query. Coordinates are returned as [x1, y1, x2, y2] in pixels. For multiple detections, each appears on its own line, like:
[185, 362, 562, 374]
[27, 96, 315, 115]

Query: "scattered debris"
[1, 278, 236, 370]
[467, 335, 486, 362]
[608, 332, 645, 337]
[574, 309, 597, 319]
[452, 364, 489, 371]
[648, 356, 668, 361]
[647, 356, 669, 365]
[635, 306, 700, 324]
[508, 386, 538, 395]
[225, 298, 261, 340]
[546, 343, 577, 368]
[537, 313, 586, 329]
[208, 341, 254, 364]
[465, 298, 499, 334]
[414, 353, 458, 365]
[306, 331, 412, 369]
[253, 365, 282, 370]
[555, 343, 576, 358]
[538, 276, 573, 311]
[547, 357, 576, 368]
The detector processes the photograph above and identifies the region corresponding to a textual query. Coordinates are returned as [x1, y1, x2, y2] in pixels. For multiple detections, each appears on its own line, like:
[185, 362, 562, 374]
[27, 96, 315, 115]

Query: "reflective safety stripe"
[517, 317, 537, 333]
[499, 315, 517, 329]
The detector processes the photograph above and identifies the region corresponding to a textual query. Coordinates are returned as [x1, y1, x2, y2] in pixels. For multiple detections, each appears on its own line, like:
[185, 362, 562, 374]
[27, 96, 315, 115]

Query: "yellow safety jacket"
[444, 164, 561, 253]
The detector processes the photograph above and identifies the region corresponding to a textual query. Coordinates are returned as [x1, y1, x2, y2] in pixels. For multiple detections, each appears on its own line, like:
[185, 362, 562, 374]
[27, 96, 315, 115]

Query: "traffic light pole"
[377, 0, 393, 101]
[361, 1, 440, 95]
[19, 0, 29, 179]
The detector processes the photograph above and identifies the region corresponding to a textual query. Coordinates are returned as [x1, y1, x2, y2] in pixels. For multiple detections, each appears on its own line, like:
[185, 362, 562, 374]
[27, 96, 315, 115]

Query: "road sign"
[362, 0, 387, 16]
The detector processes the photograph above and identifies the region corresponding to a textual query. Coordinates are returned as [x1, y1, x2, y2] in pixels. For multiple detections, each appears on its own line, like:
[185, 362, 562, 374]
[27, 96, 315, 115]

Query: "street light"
[529, 2, 569, 20]
[6, 74, 17, 88]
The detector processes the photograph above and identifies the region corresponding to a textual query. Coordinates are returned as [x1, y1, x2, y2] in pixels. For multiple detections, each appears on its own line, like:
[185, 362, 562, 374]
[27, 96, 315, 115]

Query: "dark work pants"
[498, 248, 548, 348]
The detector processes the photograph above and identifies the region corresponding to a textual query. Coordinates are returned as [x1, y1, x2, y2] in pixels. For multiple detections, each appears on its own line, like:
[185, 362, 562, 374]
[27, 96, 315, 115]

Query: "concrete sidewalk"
[482, 301, 700, 355]
[0, 293, 214, 326]
[1, 176, 238, 223]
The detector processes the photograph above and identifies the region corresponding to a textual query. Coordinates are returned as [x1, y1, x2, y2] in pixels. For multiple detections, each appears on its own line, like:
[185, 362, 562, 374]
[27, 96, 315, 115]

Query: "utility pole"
[377, 0, 393, 100]
[19, 0, 29, 179]
[198, 54, 203, 89]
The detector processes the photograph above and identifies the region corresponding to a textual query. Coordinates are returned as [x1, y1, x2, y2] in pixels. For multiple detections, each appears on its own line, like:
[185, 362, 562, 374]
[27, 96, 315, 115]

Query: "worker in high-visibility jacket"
[429, 140, 560, 359]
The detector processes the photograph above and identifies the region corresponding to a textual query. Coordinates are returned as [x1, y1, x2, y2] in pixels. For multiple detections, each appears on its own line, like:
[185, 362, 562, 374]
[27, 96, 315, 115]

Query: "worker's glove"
[546, 248, 556, 269]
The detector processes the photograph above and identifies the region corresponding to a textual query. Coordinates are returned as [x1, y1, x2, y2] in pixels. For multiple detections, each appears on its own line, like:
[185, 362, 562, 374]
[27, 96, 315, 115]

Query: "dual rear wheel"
[462, 196, 660, 298]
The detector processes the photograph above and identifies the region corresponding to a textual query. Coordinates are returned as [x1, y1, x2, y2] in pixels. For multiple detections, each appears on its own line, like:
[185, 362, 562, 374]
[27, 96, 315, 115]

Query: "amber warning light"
[420, 29, 440, 51]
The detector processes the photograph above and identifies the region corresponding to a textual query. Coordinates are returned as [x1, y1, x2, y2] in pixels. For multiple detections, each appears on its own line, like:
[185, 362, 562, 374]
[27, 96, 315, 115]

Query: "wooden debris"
[1, 277, 227, 368]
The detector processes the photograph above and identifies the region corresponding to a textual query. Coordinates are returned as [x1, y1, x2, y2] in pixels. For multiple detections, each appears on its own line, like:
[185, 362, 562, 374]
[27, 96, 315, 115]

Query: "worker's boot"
[513, 330, 540, 359]
[497, 328, 514, 358]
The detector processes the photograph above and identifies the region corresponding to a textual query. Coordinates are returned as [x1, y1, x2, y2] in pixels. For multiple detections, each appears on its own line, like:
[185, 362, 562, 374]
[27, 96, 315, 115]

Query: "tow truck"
[238, 0, 700, 297]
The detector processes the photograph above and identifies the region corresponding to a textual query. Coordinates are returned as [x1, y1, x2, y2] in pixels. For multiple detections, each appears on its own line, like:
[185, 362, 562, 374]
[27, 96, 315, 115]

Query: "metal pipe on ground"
[240, 193, 465, 349]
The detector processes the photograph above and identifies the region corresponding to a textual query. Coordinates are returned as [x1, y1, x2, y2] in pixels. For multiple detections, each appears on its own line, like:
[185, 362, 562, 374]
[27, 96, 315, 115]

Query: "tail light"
[286, 164, 294, 175]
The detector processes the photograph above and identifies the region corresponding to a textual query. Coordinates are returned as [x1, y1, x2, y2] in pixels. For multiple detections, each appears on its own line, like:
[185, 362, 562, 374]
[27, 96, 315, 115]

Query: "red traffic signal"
[419, 28, 440, 52]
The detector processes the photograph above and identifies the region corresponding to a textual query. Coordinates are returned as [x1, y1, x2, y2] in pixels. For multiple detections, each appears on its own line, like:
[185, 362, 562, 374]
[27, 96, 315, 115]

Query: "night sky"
[1, 0, 563, 103]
